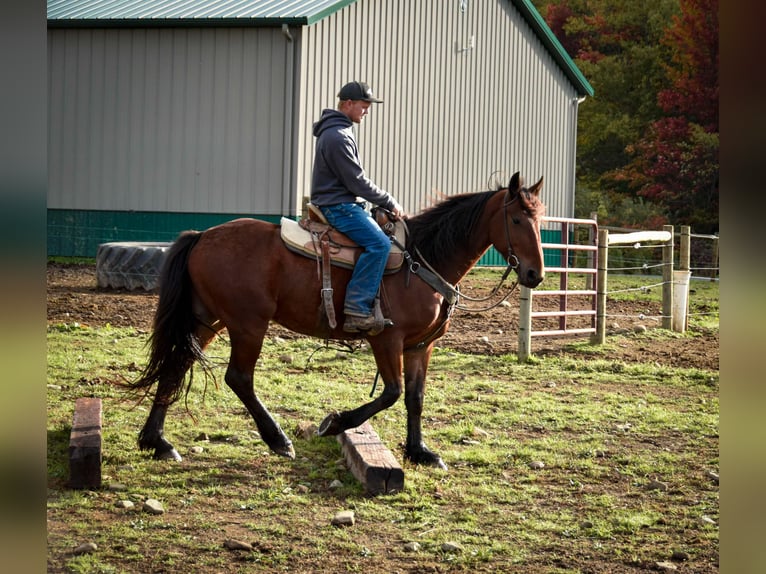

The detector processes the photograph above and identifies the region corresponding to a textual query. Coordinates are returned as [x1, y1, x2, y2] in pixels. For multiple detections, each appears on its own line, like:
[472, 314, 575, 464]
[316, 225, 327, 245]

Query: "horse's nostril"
[527, 269, 543, 286]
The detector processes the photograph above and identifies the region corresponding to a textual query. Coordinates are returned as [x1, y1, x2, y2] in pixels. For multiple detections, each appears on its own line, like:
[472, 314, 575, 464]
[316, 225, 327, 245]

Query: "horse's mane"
[405, 186, 544, 269]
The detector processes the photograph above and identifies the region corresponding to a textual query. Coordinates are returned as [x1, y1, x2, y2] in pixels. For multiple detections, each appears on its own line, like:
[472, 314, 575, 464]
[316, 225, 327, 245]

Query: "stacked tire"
[96, 242, 172, 291]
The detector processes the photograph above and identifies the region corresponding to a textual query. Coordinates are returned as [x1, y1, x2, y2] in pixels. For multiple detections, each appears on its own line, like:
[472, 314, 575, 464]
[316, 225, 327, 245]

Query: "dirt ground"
[46, 262, 717, 372]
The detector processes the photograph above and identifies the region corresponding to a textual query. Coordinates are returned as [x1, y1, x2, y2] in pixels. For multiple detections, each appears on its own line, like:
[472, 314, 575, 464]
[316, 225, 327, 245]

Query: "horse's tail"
[129, 230, 209, 404]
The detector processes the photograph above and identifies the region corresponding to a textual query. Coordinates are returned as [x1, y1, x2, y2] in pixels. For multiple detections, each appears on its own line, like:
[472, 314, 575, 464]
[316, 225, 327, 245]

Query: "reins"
[381, 190, 523, 313]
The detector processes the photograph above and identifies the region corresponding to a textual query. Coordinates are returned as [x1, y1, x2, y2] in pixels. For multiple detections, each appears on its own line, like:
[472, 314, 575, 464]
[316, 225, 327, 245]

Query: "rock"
[329, 479, 344, 489]
[73, 542, 97, 555]
[671, 550, 690, 562]
[646, 479, 669, 491]
[273, 336, 286, 345]
[279, 354, 293, 364]
[441, 542, 463, 553]
[403, 541, 421, 552]
[705, 470, 719, 483]
[143, 499, 165, 515]
[107, 482, 127, 491]
[655, 561, 677, 571]
[189, 446, 204, 454]
[529, 461, 545, 470]
[223, 539, 253, 551]
[295, 484, 310, 494]
[634, 324, 648, 333]
[296, 421, 318, 440]
[331, 510, 355, 527]
[195, 432, 210, 442]
[115, 500, 134, 509]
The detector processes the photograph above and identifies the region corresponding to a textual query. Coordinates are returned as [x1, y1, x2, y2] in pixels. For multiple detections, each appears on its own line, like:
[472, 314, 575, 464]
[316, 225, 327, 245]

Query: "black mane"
[406, 190, 496, 269]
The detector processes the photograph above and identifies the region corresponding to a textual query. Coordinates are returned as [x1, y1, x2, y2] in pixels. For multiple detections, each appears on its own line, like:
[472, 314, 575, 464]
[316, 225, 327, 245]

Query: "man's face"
[341, 100, 372, 124]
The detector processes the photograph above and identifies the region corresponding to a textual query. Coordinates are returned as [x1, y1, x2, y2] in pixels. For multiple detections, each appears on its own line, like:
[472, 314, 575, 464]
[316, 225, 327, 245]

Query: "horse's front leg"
[316, 344, 403, 436]
[402, 344, 447, 470]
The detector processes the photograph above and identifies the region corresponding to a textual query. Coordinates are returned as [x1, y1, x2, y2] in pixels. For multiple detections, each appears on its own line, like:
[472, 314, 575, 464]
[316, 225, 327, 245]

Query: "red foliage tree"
[623, 0, 719, 233]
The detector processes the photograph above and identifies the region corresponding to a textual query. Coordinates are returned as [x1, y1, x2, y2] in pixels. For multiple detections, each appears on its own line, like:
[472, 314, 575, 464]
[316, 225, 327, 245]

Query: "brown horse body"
[133, 172, 545, 470]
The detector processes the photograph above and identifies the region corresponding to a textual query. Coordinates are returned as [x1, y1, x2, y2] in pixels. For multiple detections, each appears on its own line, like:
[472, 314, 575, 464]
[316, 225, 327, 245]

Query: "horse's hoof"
[316, 412, 342, 437]
[406, 448, 447, 471]
[273, 442, 296, 459]
[155, 448, 182, 462]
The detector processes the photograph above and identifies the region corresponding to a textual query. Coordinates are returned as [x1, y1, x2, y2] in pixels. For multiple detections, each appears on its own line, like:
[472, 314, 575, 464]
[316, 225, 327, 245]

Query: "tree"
[532, 0, 718, 232]
[617, 0, 719, 233]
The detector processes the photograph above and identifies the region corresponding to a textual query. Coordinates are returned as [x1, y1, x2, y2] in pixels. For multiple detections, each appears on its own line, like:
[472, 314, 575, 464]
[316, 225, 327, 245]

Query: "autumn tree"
[617, 0, 719, 233]
[532, 0, 718, 232]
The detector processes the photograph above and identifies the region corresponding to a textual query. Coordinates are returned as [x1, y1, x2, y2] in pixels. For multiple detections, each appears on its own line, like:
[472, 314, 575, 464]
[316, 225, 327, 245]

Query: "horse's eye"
[512, 218, 521, 225]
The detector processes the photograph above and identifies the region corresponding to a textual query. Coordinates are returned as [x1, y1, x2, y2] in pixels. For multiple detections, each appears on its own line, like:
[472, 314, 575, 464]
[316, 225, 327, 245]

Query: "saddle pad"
[280, 217, 405, 273]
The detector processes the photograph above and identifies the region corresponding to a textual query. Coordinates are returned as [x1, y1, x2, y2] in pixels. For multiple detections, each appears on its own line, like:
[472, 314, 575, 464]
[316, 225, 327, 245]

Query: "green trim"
[48, 208, 561, 266]
[511, 0, 594, 97]
[47, 209, 283, 257]
[305, 0, 357, 25]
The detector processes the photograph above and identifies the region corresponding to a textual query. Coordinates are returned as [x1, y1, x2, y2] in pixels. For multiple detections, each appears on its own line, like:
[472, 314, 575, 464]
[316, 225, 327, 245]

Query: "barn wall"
[295, 0, 579, 221]
[48, 26, 292, 215]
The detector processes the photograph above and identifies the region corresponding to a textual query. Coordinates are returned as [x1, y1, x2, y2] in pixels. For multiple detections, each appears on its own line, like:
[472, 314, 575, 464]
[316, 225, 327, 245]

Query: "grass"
[47, 312, 719, 573]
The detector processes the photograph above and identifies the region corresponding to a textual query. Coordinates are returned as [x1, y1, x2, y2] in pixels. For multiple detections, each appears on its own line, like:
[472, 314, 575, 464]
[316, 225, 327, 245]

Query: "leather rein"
[383, 188, 524, 313]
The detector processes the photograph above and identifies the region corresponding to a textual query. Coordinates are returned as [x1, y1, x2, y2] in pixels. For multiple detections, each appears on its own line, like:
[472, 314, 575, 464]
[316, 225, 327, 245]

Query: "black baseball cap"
[337, 81, 383, 103]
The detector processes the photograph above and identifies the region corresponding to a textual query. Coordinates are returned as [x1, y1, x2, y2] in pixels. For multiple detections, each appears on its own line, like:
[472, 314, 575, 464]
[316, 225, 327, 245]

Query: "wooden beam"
[69, 397, 102, 489]
[337, 421, 404, 495]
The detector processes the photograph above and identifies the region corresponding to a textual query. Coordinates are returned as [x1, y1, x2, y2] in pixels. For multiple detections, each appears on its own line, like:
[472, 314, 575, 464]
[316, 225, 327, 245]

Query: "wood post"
[69, 397, 102, 489]
[593, 229, 609, 344]
[337, 421, 404, 496]
[517, 285, 532, 362]
[662, 225, 674, 330]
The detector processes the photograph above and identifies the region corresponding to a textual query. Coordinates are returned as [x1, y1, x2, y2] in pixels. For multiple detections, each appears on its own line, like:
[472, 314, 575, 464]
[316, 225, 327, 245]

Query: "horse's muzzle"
[522, 268, 544, 288]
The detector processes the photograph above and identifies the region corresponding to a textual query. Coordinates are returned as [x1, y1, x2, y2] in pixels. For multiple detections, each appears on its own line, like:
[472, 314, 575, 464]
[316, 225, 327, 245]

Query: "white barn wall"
[48, 26, 291, 215]
[295, 0, 579, 220]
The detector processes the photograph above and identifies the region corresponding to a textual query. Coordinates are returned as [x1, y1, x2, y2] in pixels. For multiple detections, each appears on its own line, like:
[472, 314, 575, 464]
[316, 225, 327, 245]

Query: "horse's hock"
[96, 242, 172, 291]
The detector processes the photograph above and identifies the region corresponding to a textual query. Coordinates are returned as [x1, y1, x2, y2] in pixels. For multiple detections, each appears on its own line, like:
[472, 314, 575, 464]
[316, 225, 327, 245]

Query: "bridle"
[392, 187, 528, 312]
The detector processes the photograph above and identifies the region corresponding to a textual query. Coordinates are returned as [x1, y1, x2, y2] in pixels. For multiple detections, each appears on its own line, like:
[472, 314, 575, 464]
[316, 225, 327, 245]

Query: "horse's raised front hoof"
[316, 412, 343, 437]
[406, 446, 448, 471]
[154, 448, 182, 462]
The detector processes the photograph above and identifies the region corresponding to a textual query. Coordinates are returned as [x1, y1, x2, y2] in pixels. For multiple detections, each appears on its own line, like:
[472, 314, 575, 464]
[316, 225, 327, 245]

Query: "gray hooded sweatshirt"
[310, 109, 399, 212]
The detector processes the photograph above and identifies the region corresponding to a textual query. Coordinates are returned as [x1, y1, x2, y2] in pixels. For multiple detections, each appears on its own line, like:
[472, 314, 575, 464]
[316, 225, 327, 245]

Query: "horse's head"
[491, 172, 546, 288]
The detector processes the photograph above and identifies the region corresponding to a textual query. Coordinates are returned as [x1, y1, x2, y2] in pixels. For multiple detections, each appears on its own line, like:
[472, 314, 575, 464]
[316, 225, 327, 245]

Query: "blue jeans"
[319, 202, 391, 316]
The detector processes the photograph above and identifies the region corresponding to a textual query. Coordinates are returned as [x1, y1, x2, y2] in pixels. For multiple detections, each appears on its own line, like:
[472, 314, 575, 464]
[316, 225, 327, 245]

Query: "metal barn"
[47, 0, 593, 258]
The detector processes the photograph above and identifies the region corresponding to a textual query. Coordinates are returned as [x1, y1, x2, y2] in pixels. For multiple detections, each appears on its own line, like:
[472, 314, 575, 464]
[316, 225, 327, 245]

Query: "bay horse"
[131, 172, 545, 470]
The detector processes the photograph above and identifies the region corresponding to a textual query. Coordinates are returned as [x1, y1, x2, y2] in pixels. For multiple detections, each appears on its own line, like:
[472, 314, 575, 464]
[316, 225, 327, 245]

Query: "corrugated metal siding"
[295, 0, 579, 221]
[48, 26, 293, 215]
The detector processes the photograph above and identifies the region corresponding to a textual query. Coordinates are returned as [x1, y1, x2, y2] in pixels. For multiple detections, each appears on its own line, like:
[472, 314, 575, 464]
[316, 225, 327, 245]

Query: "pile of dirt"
[47, 262, 718, 371]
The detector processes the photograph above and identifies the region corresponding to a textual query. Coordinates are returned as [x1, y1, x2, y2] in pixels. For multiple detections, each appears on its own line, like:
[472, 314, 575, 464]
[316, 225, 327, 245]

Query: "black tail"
[130, 230, 209, 403]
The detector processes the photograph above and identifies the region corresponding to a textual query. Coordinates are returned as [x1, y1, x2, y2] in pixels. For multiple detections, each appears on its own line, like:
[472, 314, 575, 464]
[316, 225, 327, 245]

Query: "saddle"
[280, 204, 407, 329]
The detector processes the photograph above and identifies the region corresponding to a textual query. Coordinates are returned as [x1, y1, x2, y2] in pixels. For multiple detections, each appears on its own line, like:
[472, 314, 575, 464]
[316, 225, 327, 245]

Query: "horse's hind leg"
[138, 326, 217, 461]
[225, 330, 295, 459]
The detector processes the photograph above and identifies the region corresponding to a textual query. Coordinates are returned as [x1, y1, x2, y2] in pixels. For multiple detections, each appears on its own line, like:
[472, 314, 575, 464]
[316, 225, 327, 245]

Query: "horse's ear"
[508, 172, 522, 194]
[529, 176, 544, 196]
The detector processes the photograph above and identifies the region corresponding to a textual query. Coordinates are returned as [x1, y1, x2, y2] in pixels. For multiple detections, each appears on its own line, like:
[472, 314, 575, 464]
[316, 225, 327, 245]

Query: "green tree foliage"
[532, 0, 718, 232]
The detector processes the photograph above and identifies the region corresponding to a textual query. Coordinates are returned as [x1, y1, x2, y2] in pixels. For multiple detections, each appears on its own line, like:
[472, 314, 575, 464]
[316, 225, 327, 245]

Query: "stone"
[143, 499, 165, 515]
[331, 510, 355, 527]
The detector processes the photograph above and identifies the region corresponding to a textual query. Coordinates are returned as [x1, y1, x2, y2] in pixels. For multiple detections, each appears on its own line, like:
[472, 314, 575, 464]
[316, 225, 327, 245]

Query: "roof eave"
[511, 0, 594, 97]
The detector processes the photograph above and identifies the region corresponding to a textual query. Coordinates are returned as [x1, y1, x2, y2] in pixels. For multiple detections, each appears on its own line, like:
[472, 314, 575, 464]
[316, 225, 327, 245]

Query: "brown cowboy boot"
[343, 313, 391, 336]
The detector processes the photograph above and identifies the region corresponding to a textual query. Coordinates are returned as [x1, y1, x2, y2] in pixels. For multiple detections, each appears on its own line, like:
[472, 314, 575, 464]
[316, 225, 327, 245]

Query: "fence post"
[710, 235, 719, 280]
[586, 212, 597, 291]
[593, 229, 609, 344]
[673, 225, 692, 333]
[518, 285, 532, 362]
[680, 226, 690, 272]
[662, 225, 674, 330]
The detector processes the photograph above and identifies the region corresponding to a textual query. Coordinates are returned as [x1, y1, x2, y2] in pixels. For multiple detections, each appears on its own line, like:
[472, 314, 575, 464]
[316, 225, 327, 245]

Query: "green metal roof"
[48, 0, 592, 96]
[47, 0, 357, 26]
